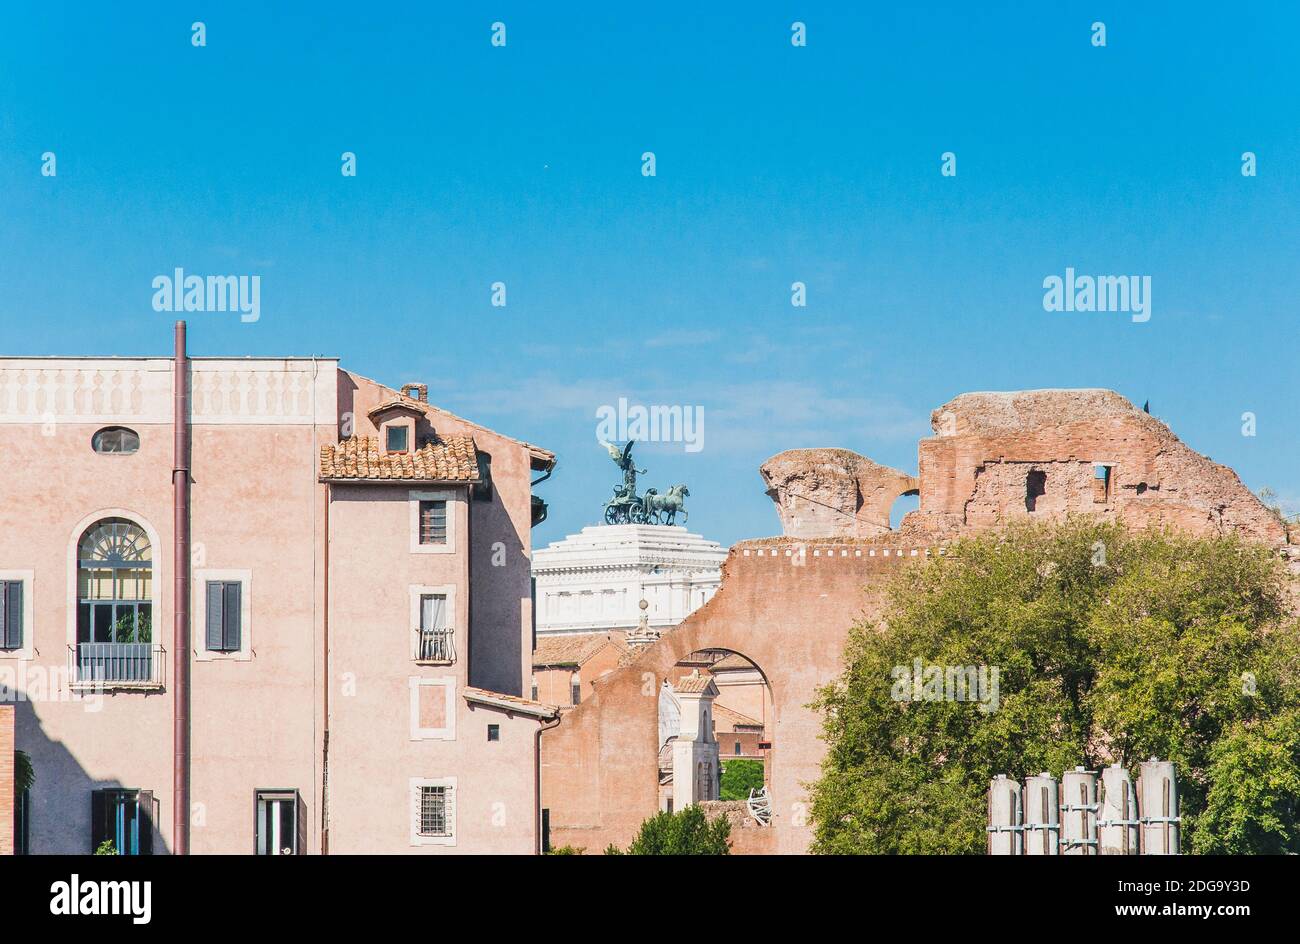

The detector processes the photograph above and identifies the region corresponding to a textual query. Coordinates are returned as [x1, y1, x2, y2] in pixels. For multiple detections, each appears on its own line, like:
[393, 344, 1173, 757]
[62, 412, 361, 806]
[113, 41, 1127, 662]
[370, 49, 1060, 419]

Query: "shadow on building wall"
[10, 697, 169, 855]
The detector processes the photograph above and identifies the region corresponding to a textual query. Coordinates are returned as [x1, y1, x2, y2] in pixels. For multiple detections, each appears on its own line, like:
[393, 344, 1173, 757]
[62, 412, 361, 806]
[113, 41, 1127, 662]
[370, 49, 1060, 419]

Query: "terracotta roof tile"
[673, 673, 719, 695]
[320, 435, 479, 483]
[462, 686, 560, 720]
[532, 633, 627, 668]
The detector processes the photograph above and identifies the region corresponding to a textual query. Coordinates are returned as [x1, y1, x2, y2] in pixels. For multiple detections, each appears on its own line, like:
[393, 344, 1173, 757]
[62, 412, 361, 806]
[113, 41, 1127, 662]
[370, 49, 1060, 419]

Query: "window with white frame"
[205, 581, 242, 652]
[255, 790, 302, 855]
[409, 777, 457, 846]
[409, 490, 456, 554]
[195, 569, 252, 661]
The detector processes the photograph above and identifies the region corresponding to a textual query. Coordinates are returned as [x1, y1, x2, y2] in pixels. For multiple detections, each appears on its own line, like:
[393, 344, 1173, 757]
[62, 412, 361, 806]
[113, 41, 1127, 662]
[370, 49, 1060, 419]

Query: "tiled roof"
[462, 686, 560, 720]
[533, 633, 627, 668]
[345, 371, 556, 469]
[673, 673, 719, 696]
[319, 435, 479, 483]
[711, 653, 758, 672]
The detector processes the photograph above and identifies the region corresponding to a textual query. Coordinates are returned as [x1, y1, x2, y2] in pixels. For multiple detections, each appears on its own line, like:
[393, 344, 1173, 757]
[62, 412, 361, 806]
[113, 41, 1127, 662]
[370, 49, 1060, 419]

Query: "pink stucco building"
[0, 325, 558, 854]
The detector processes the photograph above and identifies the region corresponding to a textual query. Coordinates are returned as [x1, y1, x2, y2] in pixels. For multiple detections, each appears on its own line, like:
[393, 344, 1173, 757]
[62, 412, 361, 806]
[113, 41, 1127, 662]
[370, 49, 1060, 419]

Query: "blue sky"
[2, 2, 1297, 546]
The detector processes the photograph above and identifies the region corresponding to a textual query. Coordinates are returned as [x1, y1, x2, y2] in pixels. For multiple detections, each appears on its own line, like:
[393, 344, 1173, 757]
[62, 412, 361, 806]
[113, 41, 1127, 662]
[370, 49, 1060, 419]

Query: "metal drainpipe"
[172, 321, 192, 855]
[321, 483, 331, 855]
[535, 713, 562, 854]
[465, 482, 472, 683]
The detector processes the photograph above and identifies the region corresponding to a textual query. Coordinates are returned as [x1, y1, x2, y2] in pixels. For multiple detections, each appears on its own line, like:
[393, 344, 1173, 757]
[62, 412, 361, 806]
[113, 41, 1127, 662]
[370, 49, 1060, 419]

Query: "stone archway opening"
[657, 648, 773, 818]
[889, 488, 920, 530]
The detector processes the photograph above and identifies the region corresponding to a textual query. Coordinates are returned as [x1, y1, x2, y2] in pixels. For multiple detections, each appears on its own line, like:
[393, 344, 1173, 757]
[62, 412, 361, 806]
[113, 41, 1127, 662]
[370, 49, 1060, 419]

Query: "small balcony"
[69, 643, 167, 690]
[415, 627, 455, 665]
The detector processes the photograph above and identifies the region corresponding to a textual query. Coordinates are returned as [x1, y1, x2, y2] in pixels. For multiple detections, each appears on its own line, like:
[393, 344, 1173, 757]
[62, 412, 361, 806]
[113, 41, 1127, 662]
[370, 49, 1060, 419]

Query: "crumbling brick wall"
[542, 389, 1289, 856]
[905, 389, 1286, 546]
[760, 448, 918, 539]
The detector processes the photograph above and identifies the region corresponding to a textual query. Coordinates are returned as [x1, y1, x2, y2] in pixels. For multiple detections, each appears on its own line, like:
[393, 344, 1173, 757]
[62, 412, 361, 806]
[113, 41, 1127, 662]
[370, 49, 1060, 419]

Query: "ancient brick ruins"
[540, 390, 1294, 855]
[763, 389, 1286, 547]
[761, 448, 918, 539]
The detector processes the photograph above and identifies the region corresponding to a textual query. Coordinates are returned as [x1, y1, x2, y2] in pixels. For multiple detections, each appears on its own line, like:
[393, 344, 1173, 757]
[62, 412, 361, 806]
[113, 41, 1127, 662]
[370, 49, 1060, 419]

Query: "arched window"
[76, 518, 153, 682]
[91, 427, 140, 455]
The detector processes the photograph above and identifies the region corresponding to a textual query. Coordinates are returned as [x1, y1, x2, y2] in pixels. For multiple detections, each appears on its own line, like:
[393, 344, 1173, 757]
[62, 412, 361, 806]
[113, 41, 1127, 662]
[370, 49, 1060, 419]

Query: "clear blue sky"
[2, 2, 1297, 547]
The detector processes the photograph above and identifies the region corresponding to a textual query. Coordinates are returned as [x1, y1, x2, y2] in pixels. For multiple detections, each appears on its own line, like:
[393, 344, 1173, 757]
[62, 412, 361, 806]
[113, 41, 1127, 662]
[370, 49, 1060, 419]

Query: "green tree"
[606, 805, 731, 855]
[1195, 708, 1300, 853]
[720, 759, 765, 801]
[811, 518, 1300, 854]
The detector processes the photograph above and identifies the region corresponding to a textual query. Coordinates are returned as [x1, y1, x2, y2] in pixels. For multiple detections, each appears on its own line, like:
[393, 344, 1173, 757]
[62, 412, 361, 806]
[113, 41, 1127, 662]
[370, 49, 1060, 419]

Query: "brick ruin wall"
[904, 390, 1287, 547]
[761, 448, 919, 540]
[540, 543, 921, 855]
[761, 390, 1286, 548]
[541, 389, 1295, 855]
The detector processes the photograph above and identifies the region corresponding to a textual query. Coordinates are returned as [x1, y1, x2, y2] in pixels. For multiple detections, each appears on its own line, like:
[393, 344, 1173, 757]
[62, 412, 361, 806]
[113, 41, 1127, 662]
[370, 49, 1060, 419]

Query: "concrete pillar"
[1023, 772, 1059, 855]
[1098, 764, 1139, 855]
[1060, 767, 1098, 855]
[1138, 759, 1180, 855]
[987, 774, 1023, 855]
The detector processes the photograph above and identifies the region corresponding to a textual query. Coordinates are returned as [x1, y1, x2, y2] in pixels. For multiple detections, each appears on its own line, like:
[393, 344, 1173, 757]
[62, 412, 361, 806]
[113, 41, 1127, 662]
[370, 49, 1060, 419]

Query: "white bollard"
[987, 774, 1023, 855]
[1137, 759, 1180, 855]
[1060, 767, 1098, 855]
[1023, 772, 1059, 855]
[1097, 764, 1139, 855]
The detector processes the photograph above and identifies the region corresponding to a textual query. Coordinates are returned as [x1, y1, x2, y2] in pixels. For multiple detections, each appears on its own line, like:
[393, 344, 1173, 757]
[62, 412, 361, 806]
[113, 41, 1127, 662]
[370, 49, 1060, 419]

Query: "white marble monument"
[532, 524, 727, 638]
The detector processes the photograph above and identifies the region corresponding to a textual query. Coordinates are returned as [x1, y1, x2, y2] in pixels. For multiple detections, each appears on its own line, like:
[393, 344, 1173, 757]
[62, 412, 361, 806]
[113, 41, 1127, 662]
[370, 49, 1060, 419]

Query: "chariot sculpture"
[599, 440, 690, 526]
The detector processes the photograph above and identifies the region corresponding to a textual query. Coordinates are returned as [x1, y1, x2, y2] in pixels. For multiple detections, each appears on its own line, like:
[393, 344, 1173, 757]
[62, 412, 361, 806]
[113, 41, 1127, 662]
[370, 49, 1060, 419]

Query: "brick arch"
[889, 486, 922, 528]
[541, 540, 921, 854]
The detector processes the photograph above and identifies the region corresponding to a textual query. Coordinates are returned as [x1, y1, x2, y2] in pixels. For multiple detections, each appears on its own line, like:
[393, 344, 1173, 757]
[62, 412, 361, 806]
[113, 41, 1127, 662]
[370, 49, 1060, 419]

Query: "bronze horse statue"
[642, 484, 689, 526]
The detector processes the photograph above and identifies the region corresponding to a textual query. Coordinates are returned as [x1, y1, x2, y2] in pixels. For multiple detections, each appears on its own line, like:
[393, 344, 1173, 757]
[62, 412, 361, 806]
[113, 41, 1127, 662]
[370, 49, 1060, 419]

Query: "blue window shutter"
[0, 583, 7, 648]
[1, 582, 20, 650]
[206, 582, 224, 651]
[223, 582, 241, 651]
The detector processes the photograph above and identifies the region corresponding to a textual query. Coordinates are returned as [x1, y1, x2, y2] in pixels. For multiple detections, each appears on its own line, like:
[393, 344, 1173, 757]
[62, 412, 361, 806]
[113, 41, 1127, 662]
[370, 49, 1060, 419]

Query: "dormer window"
[370, 397, 422, 456]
